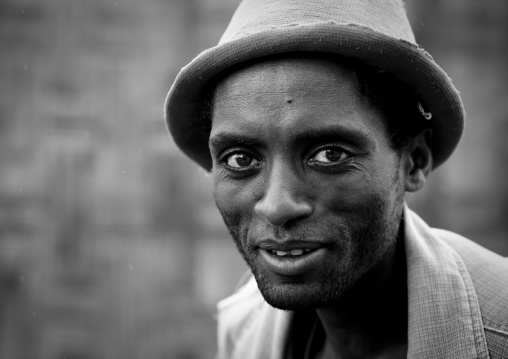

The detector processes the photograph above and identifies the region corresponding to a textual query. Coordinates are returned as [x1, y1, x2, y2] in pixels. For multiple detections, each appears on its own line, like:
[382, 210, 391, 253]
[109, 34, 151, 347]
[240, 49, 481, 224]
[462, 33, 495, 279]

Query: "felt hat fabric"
[164, 0, 465, 171]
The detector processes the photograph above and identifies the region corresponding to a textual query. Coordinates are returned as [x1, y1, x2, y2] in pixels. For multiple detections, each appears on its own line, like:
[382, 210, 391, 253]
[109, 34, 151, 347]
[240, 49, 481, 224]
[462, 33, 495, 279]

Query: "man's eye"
[310, 148, 348, 164]
[225, 153, 258, 168]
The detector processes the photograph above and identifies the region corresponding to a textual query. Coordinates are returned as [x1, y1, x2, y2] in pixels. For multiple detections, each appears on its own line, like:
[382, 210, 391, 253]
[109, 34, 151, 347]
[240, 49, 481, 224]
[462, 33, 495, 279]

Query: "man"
[164, 0, 508, 358]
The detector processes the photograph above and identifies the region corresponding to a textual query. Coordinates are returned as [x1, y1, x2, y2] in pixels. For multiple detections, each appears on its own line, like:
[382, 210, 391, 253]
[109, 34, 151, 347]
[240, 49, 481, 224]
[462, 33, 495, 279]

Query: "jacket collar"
[404, 206, 489, 358]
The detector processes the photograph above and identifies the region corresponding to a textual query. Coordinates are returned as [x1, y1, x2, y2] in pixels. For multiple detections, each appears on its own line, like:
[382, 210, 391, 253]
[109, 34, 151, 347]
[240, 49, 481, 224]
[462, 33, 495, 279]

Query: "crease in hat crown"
[165, 0, 465, 171]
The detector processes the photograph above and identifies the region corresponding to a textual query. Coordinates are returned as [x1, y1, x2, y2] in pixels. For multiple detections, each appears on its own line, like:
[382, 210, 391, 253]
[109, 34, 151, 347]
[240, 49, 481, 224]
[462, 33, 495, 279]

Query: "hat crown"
[220, 0, 415, 45]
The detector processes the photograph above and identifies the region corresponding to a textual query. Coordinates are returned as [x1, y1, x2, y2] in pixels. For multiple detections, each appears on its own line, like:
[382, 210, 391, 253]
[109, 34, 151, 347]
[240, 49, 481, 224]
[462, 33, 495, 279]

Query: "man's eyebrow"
[209, 133, 262, 149]
[292, 126, 375, 147]
[209, 126, 375, 149]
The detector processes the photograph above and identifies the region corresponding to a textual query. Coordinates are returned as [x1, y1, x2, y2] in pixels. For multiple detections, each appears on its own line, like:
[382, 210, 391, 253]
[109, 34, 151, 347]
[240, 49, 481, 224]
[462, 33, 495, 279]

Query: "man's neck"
[315, 234, 408, 359]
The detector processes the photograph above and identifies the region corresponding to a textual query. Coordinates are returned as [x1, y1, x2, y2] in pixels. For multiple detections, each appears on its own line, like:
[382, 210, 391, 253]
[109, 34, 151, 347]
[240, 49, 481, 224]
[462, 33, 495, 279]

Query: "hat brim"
[165, 23, 465, 171]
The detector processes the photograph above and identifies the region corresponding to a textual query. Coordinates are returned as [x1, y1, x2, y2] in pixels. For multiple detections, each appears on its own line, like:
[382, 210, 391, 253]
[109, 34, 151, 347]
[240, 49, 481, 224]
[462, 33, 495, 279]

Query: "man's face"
[209, 57, 406, 311]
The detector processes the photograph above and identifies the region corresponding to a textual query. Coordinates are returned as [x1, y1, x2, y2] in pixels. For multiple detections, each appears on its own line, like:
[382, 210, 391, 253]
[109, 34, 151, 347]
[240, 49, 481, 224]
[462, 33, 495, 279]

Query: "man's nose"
[254, 165, 313, 226]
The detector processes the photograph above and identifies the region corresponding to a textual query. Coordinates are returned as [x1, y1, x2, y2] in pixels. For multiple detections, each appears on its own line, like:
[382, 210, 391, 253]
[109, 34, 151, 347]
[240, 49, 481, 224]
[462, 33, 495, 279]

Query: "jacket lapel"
[404, 207, 489, 359]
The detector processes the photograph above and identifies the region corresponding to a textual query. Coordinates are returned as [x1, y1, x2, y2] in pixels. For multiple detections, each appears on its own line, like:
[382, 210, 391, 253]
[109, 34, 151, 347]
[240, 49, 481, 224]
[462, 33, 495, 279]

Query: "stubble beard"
[218, 191, 403, 311]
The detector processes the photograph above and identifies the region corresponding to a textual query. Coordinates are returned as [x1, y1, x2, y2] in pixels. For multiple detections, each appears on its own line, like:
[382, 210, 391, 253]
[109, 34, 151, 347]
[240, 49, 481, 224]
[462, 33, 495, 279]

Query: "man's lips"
[256, 239, 325, 252]
[256, 240, 331, 276]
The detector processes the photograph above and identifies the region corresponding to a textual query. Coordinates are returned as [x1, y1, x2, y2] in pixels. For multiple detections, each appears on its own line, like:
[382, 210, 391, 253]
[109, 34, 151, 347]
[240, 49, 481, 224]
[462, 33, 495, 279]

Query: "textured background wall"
[0, 0, 507, 358]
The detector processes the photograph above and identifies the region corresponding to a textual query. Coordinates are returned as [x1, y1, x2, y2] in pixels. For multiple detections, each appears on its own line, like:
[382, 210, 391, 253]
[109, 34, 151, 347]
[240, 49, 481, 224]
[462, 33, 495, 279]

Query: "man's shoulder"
[217, 273, 264, 340]
[432, 228, 508, 356]
[432, 227, 508, 290]
[216, 274, 292, 358]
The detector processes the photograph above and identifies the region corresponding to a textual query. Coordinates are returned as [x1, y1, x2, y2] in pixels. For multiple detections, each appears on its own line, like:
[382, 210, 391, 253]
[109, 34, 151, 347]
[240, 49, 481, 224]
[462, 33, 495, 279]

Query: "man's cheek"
[215, 179, 256, 214]
[213, 185, 250, 236]
[321, 180, 379, 215]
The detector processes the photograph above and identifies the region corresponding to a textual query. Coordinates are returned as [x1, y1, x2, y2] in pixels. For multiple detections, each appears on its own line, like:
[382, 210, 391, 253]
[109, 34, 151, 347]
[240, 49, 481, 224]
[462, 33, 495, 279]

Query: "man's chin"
[262, 290, 325, 311]
[254, 275, 351, 311]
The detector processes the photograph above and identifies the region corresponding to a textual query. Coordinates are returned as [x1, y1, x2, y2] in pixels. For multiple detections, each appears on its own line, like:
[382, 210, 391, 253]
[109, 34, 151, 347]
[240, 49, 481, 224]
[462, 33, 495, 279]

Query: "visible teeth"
[269, 249, 314, 256]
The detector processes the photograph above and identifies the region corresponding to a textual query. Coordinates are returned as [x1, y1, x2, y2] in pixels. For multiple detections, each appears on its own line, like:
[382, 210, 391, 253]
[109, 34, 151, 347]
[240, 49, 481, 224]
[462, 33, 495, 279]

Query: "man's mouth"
[256, 240, 328, 275]
[268, 249, 314, 257]
[257, 239, 324, 252]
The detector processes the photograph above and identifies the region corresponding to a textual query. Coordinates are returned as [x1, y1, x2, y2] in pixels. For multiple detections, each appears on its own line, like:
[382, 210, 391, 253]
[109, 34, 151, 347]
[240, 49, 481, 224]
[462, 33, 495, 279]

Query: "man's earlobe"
[403, 129, 433, 193]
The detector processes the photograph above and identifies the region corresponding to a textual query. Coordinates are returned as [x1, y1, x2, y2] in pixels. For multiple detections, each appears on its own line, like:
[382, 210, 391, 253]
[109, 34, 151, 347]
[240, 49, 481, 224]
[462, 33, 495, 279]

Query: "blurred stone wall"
[405, 0, 508, 254]
[0, 0, 244, 358]
[0, 0, 506, 358]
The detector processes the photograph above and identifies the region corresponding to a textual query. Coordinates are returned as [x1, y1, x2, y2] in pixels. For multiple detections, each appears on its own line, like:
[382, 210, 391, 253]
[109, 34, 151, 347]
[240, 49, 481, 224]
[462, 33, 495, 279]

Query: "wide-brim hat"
[164, 0, 465, 171]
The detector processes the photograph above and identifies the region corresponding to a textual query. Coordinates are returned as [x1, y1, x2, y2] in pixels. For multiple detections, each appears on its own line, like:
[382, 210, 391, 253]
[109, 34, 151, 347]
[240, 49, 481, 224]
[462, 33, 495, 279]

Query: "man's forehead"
[210, 56, 365, 127]
[208, 55, 387, 151]
[212, 55, 362, 101]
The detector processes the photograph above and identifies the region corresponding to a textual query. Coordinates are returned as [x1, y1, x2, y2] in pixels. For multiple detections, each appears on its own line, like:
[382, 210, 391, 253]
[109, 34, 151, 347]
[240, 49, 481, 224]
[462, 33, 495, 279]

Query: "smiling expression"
[209, 56, 407, 310]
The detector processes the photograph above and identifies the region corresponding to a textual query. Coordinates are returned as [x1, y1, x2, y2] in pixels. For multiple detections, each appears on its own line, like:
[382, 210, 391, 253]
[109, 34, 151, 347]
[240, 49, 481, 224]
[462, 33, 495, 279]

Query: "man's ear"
[402, 129, 433, 193]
